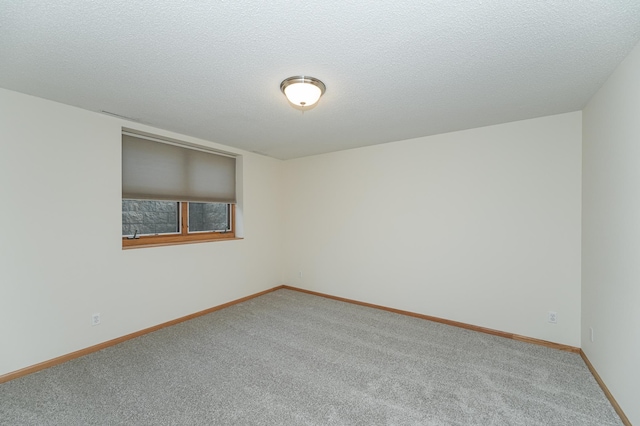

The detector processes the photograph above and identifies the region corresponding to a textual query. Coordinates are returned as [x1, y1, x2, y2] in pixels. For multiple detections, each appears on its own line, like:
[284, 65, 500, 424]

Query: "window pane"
[122, 200, 179, 236]
[188, 202, 229, 232]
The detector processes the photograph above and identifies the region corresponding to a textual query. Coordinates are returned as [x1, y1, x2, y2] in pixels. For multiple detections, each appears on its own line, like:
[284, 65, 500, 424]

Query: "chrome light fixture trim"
[280, 76, 326, 108]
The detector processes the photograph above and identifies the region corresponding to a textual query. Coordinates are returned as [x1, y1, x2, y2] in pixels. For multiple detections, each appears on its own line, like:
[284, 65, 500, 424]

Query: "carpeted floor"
[0, 289, 622, 425]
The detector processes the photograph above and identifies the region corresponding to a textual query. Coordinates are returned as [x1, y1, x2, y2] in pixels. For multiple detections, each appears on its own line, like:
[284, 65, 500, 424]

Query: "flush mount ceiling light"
[280, 76, 326, 109]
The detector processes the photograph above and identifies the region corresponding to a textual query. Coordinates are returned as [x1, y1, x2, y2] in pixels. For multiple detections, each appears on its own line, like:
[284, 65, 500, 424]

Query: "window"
[122, 132, 238, 248]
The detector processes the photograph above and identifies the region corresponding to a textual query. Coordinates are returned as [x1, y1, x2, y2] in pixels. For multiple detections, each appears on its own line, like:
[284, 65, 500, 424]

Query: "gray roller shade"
[122, 134, 236, 203]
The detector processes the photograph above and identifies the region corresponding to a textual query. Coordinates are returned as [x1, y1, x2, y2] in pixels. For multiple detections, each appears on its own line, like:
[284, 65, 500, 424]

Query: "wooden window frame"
[123, 203, 237, 249]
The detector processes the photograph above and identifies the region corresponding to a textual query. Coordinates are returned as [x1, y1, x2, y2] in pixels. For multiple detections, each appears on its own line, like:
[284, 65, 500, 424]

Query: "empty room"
[1, 1, 639, 425]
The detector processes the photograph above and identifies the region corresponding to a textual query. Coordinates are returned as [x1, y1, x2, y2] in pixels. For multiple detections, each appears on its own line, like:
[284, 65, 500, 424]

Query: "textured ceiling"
[2, 1, 640, 159]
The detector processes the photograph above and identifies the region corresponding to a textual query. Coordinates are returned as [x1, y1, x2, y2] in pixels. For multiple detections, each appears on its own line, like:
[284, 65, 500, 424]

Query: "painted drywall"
[0, 88, 284, 376]
[582, 40, 640, 425]
[283, 112, 582, 347]
[0, 87, 583, 380]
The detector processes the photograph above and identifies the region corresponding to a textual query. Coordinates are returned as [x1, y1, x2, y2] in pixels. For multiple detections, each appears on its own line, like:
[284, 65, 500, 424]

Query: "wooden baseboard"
[281, 285, 580, 353]
[282, 286, 633, 422]
[580, 350, 631, 426]
[4, 284, 629, 426]
[0, 285, 285, 385]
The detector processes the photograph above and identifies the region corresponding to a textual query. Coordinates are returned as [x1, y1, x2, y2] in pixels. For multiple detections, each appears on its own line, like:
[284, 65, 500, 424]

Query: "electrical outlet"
[590, 327, 594, 342]
[298, 271, 303, 279]
[91, 313, 101, 326]
[548, 311, 557, 324]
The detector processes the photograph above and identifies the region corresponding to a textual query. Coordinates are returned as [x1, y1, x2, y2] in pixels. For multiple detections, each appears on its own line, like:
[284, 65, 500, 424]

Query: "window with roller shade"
[122, 132, 237, 248]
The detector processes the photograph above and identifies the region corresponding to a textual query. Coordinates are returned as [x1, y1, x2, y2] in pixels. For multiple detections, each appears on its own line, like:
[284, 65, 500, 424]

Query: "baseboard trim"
[0, 285, 285, 385]
[2, 285, 630, 424]
[282, 285, 580, 353]
[579, 350, 631, 426]
[283, 286, 633, 421]
[0, 285, 631, 426]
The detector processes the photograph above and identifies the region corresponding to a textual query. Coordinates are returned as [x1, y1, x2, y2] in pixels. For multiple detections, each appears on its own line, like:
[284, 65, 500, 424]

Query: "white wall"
[0, 88, 284, 376]
[283, 112, 582, 346]
[0, 87, 585, 379]
[582, 40, 640, 425]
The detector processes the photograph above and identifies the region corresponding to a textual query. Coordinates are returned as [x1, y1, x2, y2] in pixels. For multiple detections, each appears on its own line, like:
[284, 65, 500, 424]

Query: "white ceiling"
[2, 1, 640, 159]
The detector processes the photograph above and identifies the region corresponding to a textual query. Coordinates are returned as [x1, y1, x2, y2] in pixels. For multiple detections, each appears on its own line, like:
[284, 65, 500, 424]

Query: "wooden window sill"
[122, 236, 243, 250]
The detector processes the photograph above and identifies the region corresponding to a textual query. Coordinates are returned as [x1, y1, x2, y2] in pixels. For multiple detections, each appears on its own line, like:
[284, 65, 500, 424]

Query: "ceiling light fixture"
[280, 76, 326, 109]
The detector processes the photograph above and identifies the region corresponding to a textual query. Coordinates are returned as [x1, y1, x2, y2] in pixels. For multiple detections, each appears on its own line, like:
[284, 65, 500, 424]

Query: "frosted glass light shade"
[280, 76, 326, 108]
[284, 82, 322, 107]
